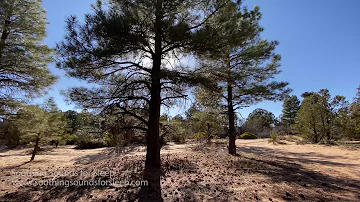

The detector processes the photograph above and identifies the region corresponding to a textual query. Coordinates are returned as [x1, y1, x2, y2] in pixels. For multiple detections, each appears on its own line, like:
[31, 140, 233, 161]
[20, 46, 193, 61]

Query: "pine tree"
[0, 0, 57, 113]
[349, 85, 360, 139]
[43, 97, 67, 145]
[243, 108, 275, 136]
[56, 0, 232, 199]
[192, 87, 227, 141]
[294, 89, 347, 143]
[15, 100, 65, 161]
[281, 95, 300, 127]
[64, 110, 82, 134]
[196, 2, 290, 155]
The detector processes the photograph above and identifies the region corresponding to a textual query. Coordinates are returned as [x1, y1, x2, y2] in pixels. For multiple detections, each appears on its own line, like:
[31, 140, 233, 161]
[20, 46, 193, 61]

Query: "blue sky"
[40, 0, 360, 119]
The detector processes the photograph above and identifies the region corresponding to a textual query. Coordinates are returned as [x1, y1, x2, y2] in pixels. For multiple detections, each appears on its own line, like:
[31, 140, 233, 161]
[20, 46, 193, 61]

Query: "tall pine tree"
[281, 95, 300, 127]
[196, 2, 290, 155]
[56, 0, 233, 199]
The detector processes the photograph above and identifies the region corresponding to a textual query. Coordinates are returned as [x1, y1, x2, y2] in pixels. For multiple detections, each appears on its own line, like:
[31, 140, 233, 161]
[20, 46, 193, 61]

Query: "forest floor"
[0, 139, 359, 202]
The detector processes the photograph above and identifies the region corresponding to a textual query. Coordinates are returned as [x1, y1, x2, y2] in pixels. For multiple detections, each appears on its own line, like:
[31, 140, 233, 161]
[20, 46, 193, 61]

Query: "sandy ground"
[236, 139, 360, 182]
[0, 139, 359, 201]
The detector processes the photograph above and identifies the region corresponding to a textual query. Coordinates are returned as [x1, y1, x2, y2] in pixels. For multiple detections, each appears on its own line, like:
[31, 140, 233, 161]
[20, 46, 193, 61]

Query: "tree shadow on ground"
[190, 141, 227, 153]
[2, 158, 48, 171]
[0, 156, 144, 201]
[233, 147, 360, 201]
[73, 145, 145, 165]
[0, 146, 29, 153]
[0, 146, 57, 158]
[2, 160, 33, 169]
[0, 154, 200, 202]
[74, 143, 193, 165]
[237, 146, 357, 167]
[162, 182, 234, 202]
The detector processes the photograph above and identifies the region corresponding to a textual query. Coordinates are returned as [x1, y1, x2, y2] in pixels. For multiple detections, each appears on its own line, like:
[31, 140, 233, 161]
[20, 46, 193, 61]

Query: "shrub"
[1, 122, 21, 147]
[239, 132, 257, 139]
[193, 131, 206, 139]
[75, 127, 109, 149]
[63, 134, 78, 145]
[193, 131, 207, 142]
[269, 132, 278, 144]
[171, 133, 186, 144]
[209, 133, 219, 139]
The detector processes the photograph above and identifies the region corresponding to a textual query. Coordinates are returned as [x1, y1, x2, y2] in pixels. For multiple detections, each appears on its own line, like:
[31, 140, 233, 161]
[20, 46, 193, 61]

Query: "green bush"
[239, 132, 257, 139]
[171, 133, 186, 144]
[269, 132, 278, 144]
[63, 134, 78, 145]
[75, 127, 109, 149]
[193, 131, 206, 139]
[1, 122, 21, 147]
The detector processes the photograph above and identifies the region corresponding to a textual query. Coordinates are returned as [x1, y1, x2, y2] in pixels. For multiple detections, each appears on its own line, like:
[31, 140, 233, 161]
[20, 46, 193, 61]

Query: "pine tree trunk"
[206, 123, 212, 142]
[228, 88, 236, 155]
[326, 119, 331, 143]
[141, 0, 163, 201]
[313, 127, 319, 143]
[0, 17, 11, 58]
[30, 134, 40, 161]
[227, 56, 236, 155]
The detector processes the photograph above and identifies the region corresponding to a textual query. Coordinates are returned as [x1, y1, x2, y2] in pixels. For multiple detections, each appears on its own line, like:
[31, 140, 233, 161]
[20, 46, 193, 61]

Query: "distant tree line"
[293, 88, 360, 143]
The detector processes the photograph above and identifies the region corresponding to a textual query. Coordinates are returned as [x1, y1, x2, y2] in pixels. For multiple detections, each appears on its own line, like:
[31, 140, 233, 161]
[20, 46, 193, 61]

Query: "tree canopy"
[0, 0, 56, 114]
